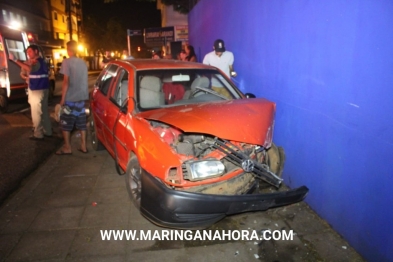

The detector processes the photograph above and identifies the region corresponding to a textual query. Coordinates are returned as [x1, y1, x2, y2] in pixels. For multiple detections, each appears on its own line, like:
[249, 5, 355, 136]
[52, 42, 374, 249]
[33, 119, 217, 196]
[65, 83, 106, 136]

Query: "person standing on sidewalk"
[20, 58, 32, 91]
[10, 45, 52, 140]
[185, 44, 197, 62]
[203, 39, 236, 78]
[56, 40, 89, 155]
[203, 39, 237, 98]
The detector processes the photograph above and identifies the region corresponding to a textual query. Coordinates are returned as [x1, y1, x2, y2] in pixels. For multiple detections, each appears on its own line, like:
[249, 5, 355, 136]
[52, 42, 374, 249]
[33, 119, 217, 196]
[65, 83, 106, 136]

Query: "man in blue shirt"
[11, 45, 52, 140]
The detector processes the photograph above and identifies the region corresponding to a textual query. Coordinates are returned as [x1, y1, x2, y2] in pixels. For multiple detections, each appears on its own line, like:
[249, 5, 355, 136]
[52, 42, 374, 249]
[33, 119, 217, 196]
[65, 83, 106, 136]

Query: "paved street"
[0, 72, 99, 206]
[0, 99, 63, 206]
[0, 132, 365, 261]
[0, 72, 365, 262]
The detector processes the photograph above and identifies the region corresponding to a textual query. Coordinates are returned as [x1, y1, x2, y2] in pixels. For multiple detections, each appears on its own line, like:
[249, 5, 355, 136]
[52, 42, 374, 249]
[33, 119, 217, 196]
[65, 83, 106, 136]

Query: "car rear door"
[91, 64, 119, 149]
[103, 67, 130, 164]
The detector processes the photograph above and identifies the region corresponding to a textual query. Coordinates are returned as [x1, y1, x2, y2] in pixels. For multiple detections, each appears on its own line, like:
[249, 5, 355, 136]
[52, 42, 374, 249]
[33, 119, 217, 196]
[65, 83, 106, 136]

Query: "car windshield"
[136, 69, 242, 110]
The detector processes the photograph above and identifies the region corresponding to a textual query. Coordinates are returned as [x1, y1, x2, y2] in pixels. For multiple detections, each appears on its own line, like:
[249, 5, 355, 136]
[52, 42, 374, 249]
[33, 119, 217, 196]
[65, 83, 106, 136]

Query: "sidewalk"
[0, 132, 365, 261]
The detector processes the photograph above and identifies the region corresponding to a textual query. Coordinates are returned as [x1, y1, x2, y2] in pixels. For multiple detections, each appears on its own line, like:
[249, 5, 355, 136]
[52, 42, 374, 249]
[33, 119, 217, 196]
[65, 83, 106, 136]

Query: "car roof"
[108, 59, 217, 71]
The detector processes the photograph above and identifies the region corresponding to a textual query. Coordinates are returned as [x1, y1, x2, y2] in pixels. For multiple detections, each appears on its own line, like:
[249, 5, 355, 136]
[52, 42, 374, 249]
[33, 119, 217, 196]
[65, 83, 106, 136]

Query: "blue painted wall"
[189, 1, 393, 261]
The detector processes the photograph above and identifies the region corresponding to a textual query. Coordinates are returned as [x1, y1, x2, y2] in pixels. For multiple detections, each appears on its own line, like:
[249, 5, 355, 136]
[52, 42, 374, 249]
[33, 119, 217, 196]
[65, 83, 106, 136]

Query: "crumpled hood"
[138, 98, 276, 146]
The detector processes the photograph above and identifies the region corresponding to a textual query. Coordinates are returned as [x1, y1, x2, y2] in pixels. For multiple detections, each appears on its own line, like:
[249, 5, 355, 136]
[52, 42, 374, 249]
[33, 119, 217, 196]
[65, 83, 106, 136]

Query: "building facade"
[156, 0, 188, 58]
[0, 0, 83, 65]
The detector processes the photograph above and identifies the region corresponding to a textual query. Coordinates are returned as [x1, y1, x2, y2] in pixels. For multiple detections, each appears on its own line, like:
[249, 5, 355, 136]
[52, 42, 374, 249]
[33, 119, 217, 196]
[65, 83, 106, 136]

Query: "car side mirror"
[120, 97, 137, 114]
[244, 93, 256, 98]
[120, 105, 128, 114]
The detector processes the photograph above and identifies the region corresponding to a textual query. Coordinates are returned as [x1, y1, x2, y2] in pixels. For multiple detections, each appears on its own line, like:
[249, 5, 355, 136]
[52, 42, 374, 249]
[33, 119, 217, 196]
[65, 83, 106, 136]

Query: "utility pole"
[127, 36, 132, 57]
[127, 29, 141, 57]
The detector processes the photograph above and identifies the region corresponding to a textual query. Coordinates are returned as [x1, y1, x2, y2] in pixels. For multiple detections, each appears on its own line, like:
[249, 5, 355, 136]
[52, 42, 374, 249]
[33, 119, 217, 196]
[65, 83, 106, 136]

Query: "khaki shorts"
[212, 86, 231, 99]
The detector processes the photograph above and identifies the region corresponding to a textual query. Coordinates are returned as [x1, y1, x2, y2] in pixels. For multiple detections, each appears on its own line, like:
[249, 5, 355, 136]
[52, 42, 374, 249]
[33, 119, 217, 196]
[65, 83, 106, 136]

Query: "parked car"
[89, 59, 308, 229]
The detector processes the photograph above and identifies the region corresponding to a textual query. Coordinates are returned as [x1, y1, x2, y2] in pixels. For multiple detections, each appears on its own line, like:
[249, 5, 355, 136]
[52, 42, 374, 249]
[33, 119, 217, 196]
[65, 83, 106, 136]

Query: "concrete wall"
[189, 1, 393, 261]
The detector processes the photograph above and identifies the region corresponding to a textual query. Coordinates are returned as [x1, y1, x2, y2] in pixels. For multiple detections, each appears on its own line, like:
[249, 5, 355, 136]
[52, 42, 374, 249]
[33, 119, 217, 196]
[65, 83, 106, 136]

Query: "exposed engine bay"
[150, 120, 285, 194]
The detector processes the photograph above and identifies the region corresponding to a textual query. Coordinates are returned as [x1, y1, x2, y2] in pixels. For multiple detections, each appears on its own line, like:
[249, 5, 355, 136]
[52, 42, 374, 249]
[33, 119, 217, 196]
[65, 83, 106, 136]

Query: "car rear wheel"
[125, 156, 142, 208]
[89, 114, 105, 151]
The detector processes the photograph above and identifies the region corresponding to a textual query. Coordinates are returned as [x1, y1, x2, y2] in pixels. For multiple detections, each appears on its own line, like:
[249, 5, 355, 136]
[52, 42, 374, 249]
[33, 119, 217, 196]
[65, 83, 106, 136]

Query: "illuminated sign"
[174, 25, 188, 42]
[127, 29, 141, 36]
[144, 27, 174, 47]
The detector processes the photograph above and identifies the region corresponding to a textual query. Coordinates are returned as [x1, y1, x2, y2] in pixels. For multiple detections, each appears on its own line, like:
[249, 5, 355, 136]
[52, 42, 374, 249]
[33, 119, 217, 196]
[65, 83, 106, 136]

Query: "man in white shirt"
[203, 39, 236, 98]
[203, 39, 236, 78]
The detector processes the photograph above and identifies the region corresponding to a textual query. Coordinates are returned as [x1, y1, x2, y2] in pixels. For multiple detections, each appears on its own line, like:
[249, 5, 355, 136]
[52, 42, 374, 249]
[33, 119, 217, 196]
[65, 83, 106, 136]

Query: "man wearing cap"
[203, 39, 236, 98]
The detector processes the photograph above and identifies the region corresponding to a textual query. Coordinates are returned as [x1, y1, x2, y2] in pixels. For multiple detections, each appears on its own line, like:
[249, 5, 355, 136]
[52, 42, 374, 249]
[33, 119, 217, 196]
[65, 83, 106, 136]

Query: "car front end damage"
[140, 169, 308, 229]
[136, 123, 308, 229]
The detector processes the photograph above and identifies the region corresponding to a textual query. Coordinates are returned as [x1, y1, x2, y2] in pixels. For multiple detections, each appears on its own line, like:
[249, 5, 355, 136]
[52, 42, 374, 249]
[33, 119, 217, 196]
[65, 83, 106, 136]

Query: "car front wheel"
[125, 156, 142, 208]
[266, 143, 285, 177]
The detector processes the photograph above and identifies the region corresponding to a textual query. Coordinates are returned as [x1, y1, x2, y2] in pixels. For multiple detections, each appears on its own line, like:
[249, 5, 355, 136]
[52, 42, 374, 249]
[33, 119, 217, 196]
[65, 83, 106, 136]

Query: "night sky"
[82, 0, 162, 47]
[82, 0, 161, 29]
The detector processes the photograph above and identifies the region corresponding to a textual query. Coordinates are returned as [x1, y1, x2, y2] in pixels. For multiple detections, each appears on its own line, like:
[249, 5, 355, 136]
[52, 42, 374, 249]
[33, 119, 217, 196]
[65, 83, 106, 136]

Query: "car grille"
[181, 137, 282, 188]
[212, 138, 282, 188]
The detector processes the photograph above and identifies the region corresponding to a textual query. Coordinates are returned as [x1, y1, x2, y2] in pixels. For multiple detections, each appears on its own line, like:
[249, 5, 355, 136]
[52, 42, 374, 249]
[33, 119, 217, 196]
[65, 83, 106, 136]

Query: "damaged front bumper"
[140, 170, 309, 229]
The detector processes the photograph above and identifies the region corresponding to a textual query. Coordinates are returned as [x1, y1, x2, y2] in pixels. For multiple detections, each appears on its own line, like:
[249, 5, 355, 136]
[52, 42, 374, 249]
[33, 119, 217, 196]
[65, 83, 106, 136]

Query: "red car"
[89, 59, 308, 229]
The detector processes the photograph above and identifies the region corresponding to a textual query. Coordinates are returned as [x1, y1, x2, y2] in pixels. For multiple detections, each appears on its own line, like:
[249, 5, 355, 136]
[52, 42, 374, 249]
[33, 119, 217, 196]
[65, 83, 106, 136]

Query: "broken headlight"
[185, 159, 225, 181]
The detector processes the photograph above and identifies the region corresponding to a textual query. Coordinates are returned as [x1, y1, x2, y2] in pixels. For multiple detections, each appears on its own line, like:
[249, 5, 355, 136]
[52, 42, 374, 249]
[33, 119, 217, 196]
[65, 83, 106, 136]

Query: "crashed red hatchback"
[89, 59, 308, 229]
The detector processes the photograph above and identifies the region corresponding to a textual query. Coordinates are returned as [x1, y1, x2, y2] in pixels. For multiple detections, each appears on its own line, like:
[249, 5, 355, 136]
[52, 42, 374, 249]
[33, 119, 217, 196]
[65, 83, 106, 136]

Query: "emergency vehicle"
[0, 25, 55, 113]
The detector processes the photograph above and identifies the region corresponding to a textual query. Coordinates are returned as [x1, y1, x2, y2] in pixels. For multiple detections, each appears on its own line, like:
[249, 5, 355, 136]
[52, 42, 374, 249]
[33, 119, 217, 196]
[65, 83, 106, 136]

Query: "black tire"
[266, 143, 285, 177]
[0, 88, 8, 114]
[89, 114, 105, 151]
[125, 156, 142, 208]
[259, 143, 286, 190]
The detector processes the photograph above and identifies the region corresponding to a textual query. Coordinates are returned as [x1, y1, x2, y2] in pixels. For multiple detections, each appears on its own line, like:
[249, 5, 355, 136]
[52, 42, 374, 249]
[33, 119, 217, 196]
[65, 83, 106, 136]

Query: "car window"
[5, 39, 27, 61]
[96, 64, 118, 96]
[136, 69, 242, 111]
[110, 69, 129, 108]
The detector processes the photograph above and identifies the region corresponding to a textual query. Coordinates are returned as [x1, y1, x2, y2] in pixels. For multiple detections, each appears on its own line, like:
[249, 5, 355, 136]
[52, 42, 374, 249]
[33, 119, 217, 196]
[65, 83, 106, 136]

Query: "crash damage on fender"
[89, 60, 309, 229]
[136, 99, 308, 228]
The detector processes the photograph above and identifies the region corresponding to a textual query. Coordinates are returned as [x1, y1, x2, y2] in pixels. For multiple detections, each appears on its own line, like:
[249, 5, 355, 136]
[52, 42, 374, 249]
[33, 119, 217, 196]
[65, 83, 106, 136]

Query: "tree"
[82, 16, 104, 53]
[137, 0, 190, 14]
[83, 0, 161, 53]
[83, 17, 127, 53]
[102, 18, 128, 51]
[162, 0, 190, 14]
